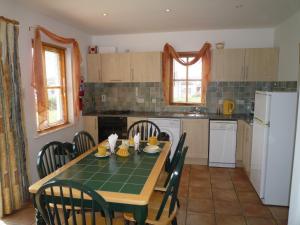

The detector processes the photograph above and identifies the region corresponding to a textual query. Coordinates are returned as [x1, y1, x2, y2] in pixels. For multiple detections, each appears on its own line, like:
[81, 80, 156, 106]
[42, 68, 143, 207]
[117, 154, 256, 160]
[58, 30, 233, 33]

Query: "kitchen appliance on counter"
[148, 118, 181, 160]
[223, 100, 235, 115]
[250, 91, 297, 206]
[209, 120, 237, 168]
[98, 116, 127, 142]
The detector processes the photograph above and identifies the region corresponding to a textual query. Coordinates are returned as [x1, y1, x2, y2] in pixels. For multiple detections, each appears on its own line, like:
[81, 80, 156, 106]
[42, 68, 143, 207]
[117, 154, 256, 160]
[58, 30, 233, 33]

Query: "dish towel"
[108, 133, 118, 153]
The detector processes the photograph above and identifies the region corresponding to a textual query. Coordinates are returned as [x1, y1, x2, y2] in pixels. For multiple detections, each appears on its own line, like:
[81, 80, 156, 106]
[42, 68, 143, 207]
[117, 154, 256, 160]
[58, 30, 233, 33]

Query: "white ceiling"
[15, 0, 300, 35]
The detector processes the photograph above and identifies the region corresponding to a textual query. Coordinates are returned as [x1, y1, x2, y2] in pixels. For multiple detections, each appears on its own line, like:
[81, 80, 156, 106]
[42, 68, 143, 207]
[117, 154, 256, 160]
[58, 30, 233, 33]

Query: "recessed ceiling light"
[165, 8, 171, 13]
[103, 13, 108, 16]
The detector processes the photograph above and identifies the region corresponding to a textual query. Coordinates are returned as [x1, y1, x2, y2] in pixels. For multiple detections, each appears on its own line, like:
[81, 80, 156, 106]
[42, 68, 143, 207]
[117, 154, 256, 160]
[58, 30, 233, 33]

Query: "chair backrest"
[37, 141, 72, 179]
[127, 120, 161, 141]
[164, 132, 186, 186]
[35, 180, 112, 225]
[156, 146, 188, 220]
[73, 131, 96, 156]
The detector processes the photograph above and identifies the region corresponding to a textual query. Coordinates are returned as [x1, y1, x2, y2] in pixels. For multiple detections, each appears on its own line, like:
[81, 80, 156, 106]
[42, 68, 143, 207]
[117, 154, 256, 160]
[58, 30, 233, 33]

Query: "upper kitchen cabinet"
[87, 54, 101, 82]
[244, 48, 279, 81]
[130, 52, 162, 82]
[211, 48, 279, 81]
[211, 49, 245, 81]
[101, 53, 131, 82]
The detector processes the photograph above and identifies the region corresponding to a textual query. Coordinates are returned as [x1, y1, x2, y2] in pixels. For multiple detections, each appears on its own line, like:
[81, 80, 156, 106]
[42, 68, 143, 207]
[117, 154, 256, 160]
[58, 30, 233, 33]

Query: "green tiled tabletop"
[53, 141, 165, 195]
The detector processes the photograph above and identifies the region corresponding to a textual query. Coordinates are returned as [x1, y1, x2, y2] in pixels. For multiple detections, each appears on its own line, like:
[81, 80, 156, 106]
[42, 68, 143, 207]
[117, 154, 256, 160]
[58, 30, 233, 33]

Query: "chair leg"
[177, 199, 180, 208]
[124, 220, 130, 225]
[171, 217, 178, 225]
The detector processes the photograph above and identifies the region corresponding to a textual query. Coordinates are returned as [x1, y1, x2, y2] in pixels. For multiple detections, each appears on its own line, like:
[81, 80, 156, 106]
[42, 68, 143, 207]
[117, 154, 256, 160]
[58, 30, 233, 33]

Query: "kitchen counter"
[83, 111, 253, 124]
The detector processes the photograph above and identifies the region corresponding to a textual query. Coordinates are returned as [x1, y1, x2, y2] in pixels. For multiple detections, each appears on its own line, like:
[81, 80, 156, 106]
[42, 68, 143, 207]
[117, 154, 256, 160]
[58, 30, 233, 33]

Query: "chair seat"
[123, 191, 177, 225]
[69, 213, 124, 225]
[156, 171, 168, 187]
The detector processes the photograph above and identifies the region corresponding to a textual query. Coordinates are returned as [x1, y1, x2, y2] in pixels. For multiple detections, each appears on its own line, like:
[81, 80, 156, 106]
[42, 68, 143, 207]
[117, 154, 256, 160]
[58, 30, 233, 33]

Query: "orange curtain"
[32, 26, 82, 128]
[162, 42, 211, 104]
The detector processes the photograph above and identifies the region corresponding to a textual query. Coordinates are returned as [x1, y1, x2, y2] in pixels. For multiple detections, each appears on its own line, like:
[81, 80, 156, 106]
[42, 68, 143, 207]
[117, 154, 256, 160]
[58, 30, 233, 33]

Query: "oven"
[98, 116, 128, 142]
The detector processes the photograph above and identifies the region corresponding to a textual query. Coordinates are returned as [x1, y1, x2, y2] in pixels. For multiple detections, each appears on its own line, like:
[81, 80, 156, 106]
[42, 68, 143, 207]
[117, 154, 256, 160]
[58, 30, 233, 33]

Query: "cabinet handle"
[110, 79, 122, 82]
[98, 69, 101, 82]
[241, 66, 245, 80]
[246, 66, 249, 80]
[130, 68, 134, 81]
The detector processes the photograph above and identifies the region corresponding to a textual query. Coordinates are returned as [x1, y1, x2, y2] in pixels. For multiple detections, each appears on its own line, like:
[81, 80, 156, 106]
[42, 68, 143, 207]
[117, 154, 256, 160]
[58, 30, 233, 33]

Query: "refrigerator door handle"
[254, 117, 270, 127]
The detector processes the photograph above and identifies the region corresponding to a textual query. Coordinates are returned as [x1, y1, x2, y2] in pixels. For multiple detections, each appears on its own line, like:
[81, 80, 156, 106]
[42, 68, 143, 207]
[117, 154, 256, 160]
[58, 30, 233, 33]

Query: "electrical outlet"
[101, 95, 106, 102]
[218, 99, 223, 104]
[135, 87, 139, 97]
[151, 98, 156, 103]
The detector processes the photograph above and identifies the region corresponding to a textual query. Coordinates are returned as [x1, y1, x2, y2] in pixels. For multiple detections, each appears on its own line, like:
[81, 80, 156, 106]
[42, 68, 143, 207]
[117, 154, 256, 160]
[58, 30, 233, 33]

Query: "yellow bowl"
[148, 136, 158, 145]
[97, 145, 107, 156]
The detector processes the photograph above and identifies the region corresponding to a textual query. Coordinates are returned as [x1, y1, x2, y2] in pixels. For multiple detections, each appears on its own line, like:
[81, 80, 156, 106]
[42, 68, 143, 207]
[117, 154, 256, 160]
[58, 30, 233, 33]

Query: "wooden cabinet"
[130, 52, 162, 82]
[83, 116, 98, 144]
[87, 54, 101, 82]
[182, 119, 209, 165]
[127, 117, 147, 129]
[101, 53, 131, 82]
[236, 120, 253, 175]
[211, 49, 245, 81]
[244, 48, 279, 81]
[211, 48, 279, 81]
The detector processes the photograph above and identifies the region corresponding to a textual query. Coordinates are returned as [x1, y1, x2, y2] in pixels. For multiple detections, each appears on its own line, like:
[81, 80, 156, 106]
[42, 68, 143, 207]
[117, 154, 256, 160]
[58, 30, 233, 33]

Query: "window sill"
[34, 123, 74, 139]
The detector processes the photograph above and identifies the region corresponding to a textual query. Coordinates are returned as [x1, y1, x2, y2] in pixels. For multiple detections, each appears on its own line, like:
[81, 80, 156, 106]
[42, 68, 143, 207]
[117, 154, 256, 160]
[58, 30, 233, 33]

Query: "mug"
[98, 145, 107, 156]
[148, 136, 158, 145]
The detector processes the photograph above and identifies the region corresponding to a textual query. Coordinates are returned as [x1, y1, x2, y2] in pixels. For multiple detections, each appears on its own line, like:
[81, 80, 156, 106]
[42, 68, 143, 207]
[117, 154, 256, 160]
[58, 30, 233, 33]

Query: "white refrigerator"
[250, 91, 297, 206]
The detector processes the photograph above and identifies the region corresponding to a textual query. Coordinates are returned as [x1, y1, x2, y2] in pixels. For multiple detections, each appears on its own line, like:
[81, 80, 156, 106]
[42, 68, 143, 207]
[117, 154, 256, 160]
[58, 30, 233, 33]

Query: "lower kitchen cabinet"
[182, 119, 209, 165]
[236, 120, 253, 175]
[83, 116, 98, 144]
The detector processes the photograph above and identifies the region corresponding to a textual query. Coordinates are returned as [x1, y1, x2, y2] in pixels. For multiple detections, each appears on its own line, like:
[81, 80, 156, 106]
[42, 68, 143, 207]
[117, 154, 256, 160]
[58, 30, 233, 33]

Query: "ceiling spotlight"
[165, 8, 171, 13]
[103, 13, 108, 16]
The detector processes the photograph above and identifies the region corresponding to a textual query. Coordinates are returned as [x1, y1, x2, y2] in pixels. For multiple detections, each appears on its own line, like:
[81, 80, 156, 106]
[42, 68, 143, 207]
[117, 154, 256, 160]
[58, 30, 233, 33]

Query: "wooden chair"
[35, 180, 124, 225]
[127, 120, 160, 141]
[37, 141, 72, 179]
[157, 133, 187, 188]
[124, 147, 188, 225]
[73, 131, 96, 157]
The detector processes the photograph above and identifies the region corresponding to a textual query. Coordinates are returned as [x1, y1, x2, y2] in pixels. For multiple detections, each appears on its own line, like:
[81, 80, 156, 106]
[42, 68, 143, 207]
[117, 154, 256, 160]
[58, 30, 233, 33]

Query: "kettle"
[223, 100, 235, 115]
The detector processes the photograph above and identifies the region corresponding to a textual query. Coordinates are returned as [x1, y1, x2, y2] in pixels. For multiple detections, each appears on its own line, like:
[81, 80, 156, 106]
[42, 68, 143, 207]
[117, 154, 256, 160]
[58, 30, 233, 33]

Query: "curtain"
[162, 42, 212, 104]
[0, 16, 30, 217]
[32, 26, 81, 129]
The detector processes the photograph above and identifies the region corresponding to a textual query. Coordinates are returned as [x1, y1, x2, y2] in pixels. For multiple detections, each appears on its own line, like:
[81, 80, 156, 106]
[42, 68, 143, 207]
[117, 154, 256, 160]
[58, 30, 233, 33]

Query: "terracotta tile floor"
[0, 165, 289, 225]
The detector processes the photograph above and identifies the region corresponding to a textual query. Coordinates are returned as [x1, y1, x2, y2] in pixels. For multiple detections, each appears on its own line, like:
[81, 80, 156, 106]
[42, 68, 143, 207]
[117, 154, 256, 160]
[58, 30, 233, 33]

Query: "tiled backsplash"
[83, 81, 297, 115]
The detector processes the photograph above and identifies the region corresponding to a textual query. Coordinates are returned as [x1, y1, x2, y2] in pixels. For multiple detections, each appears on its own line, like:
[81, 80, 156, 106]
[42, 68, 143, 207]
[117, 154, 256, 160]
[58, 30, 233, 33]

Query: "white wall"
[0, 0, 92, 183]
[274, 10, 300, 81]
[91, 28, 274, 52]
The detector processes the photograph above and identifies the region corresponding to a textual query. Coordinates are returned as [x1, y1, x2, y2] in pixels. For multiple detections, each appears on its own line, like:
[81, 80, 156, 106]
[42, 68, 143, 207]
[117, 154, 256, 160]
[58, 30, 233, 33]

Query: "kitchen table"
[29, 140, 171, 225]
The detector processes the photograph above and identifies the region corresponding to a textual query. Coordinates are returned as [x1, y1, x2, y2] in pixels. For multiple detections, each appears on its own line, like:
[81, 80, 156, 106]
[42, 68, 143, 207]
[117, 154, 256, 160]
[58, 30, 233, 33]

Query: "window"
[171, 53, 203, 104]
[35, 43, 68, 131]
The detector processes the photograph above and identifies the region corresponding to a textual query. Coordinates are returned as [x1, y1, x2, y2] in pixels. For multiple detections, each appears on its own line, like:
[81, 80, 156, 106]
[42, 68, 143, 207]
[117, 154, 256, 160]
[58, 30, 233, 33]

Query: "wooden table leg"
[33, 195, 46, 225]
[133, 205, 148, 225]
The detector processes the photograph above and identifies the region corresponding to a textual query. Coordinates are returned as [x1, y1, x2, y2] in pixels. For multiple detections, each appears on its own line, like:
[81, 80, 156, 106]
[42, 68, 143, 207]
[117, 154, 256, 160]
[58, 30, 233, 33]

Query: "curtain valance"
[162, 42, 211, 104]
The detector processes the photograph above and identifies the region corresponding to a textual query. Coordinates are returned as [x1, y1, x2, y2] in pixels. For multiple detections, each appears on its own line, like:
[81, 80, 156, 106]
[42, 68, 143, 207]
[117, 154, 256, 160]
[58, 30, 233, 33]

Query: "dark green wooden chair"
[73, 131, 96, 157]
[156, 132, 186, 188]
[35, 179, 124, 225]
[124, 147, 188, 225]
[127, 120, 161, 141]
[37, 141, 72, 179]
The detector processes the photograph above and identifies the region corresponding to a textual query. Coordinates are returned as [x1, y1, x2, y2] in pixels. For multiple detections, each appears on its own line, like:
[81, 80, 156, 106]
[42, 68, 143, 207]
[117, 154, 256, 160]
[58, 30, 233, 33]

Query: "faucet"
[191, 106, 208, 114]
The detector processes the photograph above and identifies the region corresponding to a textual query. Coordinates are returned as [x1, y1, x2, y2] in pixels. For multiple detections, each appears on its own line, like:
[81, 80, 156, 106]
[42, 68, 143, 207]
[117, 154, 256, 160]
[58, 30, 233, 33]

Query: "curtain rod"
[0, 16, 19, 25]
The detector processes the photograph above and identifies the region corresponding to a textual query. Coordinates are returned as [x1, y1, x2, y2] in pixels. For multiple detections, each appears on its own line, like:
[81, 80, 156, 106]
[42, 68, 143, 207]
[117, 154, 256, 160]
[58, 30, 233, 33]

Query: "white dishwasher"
[209, 120, 237, 168]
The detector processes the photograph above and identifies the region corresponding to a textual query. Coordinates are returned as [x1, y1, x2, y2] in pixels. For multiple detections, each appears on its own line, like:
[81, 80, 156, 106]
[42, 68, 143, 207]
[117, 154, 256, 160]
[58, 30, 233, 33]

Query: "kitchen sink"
[186, 113, 207, 118]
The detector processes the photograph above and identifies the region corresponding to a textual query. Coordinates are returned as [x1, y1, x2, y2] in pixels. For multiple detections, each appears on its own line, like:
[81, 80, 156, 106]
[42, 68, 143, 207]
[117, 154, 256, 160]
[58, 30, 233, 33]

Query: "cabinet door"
[211, 49, 245, 81]
[131, 52, 162, 82]
[87, 54, 101, 82]
[236, 120, 245, 163]
[211, 49, 224, 81]
[127, 117, 147, 130]
[83, 116, 98, 144]
[245, 48, 279, 81]
[101, 53, 131, 82]
[182, 119, 209, 165]
[223, 49, 245, 81]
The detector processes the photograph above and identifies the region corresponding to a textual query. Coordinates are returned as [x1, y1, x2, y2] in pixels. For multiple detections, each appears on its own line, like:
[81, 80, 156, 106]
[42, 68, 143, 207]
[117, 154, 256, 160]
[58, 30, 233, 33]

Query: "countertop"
[83, 111, 253, 124]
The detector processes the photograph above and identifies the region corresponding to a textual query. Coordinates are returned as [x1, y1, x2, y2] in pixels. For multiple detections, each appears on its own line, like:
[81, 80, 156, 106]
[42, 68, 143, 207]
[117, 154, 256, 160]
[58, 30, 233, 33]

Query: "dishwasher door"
[209, 120, 237, 168]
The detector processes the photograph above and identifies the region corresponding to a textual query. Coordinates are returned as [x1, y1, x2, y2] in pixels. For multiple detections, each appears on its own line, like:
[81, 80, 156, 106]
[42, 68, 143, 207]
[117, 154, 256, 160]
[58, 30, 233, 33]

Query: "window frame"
[37, 42, 68, 133]
[170, 52, 203, 106]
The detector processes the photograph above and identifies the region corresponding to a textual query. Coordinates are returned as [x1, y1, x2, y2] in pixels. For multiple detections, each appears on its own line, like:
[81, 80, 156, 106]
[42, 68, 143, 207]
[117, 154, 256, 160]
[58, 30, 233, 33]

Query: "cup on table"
[148, 136, 158, 146]
[128, 137, 134, 146]
[98, 145, 107, 156]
